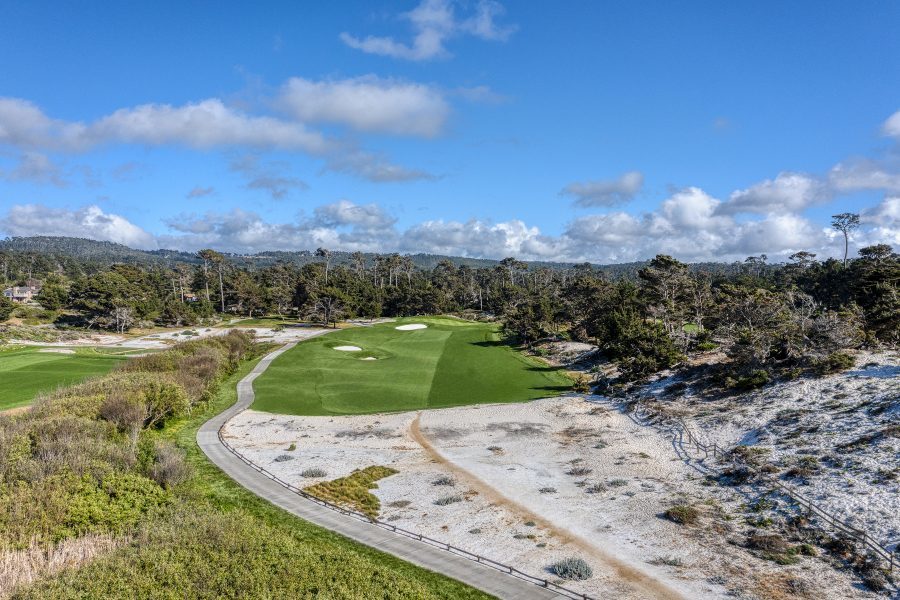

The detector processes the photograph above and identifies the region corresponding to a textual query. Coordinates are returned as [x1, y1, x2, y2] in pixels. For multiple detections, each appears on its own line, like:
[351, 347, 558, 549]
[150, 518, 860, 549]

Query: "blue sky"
[1, 0, 898, 262]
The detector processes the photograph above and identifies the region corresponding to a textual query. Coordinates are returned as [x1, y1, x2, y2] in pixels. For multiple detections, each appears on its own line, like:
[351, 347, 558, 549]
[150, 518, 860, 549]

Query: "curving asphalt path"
[197, 339, 562, 600]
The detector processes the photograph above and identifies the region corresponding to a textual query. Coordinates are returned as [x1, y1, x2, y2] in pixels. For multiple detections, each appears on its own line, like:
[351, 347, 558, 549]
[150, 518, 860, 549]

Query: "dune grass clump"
[549, 557, 593, 580]
[300, 468, 327, 478]
[664, 505, 699, 525]
[434, 494, 463, 506]
[303, 466, 397, 519]
[538, 486, 557, 494]
[566, 466, 593, 476]
[432, 475, 455, 486]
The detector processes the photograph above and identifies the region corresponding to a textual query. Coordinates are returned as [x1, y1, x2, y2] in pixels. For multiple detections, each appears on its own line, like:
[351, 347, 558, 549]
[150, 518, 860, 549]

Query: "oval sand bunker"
[360, 357, 377, 361]
[333, 345, 362, 352]
[395, 324, 427, 331]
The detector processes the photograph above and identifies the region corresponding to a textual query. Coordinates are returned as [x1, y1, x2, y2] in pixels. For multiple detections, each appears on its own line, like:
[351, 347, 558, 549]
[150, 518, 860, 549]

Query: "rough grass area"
[0, 346, 126, 410]
[304, 465, 398, 519]
[4, 341, 489, 599]
[252, 316, 572, 415]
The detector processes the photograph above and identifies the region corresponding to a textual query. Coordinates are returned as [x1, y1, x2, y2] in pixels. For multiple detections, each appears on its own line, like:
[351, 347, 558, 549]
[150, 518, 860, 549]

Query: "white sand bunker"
[38, 348, 75, 354]
[395, 324, 427, 331]
[333, 345, 362, 352]
[360, 357, 377, 361]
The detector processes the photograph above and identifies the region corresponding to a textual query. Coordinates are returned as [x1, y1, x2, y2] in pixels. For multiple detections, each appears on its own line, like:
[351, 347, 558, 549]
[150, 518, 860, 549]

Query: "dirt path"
[410, 413, 687, 600]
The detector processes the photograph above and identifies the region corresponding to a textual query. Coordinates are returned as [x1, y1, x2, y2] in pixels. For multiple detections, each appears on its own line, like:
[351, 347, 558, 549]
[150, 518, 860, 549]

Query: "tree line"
[1, 225, 896, 384]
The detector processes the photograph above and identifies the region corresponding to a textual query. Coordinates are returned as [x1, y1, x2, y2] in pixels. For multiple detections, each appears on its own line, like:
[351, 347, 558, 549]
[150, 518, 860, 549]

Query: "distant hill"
[0, 235, 745, 277]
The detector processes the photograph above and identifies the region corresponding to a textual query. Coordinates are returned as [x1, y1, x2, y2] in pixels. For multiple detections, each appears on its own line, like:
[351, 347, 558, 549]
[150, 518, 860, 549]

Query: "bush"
[431, 475, 455, 486]
[434, 495, 463, 506]
[729, 369, 771, 390]
[147, 442, 190, 489]
[538, 487, 557, 494]
[300, 468, 327, 478]
[549, 557, 593, 580]
[815, 352, 855, 375]
[566, 466, 592, 476]
[273, 454, 294, 463]
[664, 505, 698, 525]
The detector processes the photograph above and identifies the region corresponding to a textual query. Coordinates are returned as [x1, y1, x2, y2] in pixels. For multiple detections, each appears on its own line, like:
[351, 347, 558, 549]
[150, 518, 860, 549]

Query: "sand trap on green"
[0, 346, 127, 411]
[252, 316, 572, 416]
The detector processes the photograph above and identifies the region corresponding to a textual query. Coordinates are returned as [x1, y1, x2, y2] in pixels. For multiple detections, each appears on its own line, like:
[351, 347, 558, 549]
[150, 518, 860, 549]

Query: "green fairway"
[252, 316, 572, 416]
[0, 346, 127, 410]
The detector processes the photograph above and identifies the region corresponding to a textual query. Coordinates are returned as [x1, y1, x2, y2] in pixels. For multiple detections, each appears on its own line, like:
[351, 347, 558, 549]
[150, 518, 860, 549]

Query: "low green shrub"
[549, 557, 593, 580]
[663, 505, 699, 525]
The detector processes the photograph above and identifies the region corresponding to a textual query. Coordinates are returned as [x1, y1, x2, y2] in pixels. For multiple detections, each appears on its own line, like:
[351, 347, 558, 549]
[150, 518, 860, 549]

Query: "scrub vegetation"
[303, 465, 398, 519]
[0, 332, 489, 599]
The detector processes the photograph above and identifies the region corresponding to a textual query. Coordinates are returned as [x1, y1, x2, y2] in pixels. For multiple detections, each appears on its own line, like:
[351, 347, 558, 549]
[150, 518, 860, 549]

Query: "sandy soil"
[639, 350, 900, 553]
[225, 396, 874, 599]
[8, 325, 326, 350]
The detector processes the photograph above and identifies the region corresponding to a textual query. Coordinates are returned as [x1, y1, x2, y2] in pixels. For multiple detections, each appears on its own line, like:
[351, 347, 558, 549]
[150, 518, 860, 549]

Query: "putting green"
[252, 317, 572, 415]
[0, 346, 128, 411]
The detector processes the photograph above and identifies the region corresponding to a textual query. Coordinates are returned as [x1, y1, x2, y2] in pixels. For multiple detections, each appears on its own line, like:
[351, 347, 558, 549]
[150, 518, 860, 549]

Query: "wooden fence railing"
[217, 425, 596, 600]
[630, 402, 896, 572]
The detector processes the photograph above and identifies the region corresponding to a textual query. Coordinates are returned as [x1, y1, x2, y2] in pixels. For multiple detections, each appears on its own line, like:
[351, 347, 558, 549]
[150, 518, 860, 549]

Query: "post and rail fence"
[630, 402, 896, 573]
[216, 424, 597, 600]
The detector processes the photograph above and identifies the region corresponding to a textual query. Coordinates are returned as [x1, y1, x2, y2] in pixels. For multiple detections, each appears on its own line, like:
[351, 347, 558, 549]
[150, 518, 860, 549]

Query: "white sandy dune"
[224, 397, 872, 600]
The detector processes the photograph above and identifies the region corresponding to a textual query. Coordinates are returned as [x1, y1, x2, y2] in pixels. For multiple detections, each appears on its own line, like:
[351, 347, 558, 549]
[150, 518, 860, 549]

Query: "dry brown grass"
[0, 534, 126, 598]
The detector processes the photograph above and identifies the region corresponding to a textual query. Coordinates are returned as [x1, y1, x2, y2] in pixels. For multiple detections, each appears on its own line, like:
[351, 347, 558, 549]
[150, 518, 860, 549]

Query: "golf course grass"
[0, 346, 127, 410]
[252, 316, 572, 416]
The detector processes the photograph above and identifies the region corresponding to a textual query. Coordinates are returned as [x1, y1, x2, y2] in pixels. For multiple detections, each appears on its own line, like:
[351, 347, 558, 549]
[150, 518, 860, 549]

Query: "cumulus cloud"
[882, 110, 900, 138]
[312, 199, 396, 230]
[1, 152, 67, 186]
[0, 93, 434, 184]
[340, 0, 515, 61]
[717, 172, 827, 215]
[828, 160, 900, 193]
[277, 76, 449, 137]
[560, 171, 644, 207]
[0, 204, 156, 248]
[0, 97, 329, 153]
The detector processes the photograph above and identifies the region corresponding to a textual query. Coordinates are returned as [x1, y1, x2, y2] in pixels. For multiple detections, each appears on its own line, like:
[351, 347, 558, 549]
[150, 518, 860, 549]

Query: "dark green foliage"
[814, 351, 855, 374]
[663, 505, 699, 525]
[0, 295, 17, 320]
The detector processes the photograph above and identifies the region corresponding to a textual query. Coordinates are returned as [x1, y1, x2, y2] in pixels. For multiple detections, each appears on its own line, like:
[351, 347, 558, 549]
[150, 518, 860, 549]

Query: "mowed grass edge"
[252, 317, 572, 416]
[0, 347, 127, 410]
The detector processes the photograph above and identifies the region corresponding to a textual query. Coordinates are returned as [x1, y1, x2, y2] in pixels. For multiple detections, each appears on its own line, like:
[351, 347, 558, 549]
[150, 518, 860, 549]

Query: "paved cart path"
[197, 339, 562, 600]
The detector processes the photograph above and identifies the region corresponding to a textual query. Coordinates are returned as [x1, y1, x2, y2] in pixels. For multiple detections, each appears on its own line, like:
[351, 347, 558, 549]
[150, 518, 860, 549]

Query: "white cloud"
[278, 76, 449, 137]
[313, 199, 396, 230]
[828, 160, 900, 193]
[340, 0, 515, 61]
[0, 97, 329, 154]
[1, 152, 67, 186]
[718, 172, 827, 215]
[882, 110, 900, 138]
[0, 94, 433, 184]
[560, 171, 644, 207]
[0, 204, 156, 248]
